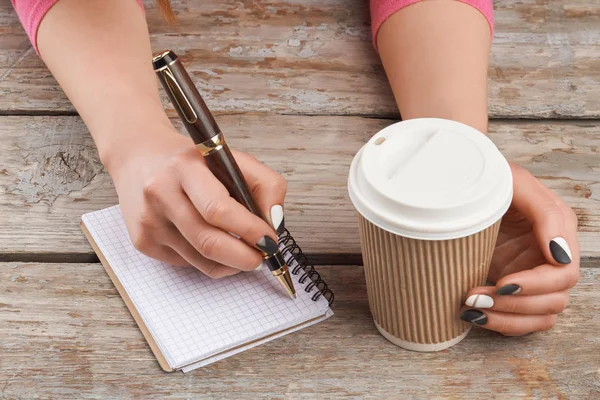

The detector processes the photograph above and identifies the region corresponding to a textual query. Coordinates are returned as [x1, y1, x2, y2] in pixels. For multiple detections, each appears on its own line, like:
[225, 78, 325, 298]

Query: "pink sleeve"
[12, 0, 145, 53]
[370, 0, 494, 49]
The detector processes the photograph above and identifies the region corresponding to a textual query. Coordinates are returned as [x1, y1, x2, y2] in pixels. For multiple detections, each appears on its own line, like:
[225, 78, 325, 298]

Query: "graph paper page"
[82, 206, 331, 370]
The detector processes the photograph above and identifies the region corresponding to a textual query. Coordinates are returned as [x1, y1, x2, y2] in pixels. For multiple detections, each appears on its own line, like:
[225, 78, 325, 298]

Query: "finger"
[126, 210, 192, 267]
[177, 155, 278, 247]
[465, 287, 570, 315]
[487, 231, 545, 284]
[233, 150, 288, 234]
[510, 164, 576, 266]
[167, 233, 242, 278]
[460, 308, 557, 336]
[489, 230, 541, 272]
[165, 194, 264, 272]
[494, 262, 580, 296]
[137, 242, 191, 267]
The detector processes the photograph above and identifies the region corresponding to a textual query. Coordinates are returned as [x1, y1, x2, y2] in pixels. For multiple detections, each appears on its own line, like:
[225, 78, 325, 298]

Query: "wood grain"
[0, 263, 598, 399]
[1, 1, 597, 397]
[1, 116, 599, 261]
[0, 0, 599, 117]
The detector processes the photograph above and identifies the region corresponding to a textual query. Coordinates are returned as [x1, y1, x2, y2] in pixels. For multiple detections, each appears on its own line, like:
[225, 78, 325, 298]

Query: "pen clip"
[161, 69, 198, 124]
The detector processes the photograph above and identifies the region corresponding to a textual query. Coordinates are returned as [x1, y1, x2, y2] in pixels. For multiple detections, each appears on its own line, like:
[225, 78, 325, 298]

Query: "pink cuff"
[12, 0, 145, 53]
[12, 0, 55, 51]
[370, 0, 494, 49]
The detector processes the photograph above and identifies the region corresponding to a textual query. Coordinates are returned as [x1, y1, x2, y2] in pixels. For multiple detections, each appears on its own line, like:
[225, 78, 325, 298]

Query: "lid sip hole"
[374, 137, 386, 145]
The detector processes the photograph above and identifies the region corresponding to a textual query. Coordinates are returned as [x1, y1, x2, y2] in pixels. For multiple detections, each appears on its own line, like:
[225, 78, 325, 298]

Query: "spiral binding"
[279, 228, 334, 305]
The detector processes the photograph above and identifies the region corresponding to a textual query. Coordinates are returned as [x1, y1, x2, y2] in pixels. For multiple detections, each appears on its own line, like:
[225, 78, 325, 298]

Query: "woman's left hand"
[460, 162, 580, 336]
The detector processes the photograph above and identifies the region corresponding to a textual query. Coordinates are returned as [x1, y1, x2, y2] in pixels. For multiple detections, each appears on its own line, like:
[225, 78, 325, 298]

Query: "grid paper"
[82, 205, 331, 370]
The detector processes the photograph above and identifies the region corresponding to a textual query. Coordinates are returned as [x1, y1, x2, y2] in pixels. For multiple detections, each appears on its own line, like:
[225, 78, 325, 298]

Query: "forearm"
[37, 0, 171, 170]
[377, 0, 491, 133]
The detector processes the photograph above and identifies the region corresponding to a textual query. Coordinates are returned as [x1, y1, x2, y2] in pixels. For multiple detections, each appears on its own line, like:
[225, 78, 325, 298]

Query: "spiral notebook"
[81, 206, 334, 373]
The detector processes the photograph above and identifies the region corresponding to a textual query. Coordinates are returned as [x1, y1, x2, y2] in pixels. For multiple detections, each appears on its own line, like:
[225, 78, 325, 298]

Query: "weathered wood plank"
[0, 263, 598, 399]
[1, 116, 599, 260]
[0, 1, 599, 117]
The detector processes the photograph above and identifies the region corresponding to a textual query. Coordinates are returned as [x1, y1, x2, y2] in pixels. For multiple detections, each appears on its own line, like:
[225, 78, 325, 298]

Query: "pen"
[152, 50, 296, 299]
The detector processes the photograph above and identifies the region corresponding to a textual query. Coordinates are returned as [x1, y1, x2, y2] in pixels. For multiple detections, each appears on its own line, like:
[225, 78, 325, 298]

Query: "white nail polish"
[270, 205, 284, 233]
[465, 294, 494, 309]
[256, 236, 266, 247]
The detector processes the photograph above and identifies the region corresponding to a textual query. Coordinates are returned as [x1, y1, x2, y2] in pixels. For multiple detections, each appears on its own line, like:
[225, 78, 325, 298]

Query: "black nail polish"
[460, 310, 487, 325]
[276, 217, 285, 235]
[549, 237, 572, 264]
[496, 284, 521, 296]
[256, 236, 279, 254]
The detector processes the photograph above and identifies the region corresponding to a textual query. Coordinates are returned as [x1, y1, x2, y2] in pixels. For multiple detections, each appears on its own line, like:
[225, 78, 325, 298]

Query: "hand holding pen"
[152, 50, 296, 297]
[105, 63, 290, 290]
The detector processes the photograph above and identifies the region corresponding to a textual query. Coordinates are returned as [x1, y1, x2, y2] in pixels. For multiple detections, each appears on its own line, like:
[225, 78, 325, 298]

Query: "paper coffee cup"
[348, 118, 513, 351]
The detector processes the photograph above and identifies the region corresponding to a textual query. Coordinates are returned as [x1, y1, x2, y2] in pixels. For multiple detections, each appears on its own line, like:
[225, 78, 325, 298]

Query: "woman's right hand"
[35, 0, 289, 276]
[106, 122, 287, 278]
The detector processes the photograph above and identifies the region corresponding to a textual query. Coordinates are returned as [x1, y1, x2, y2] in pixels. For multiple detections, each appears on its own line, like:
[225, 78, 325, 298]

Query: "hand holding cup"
[461, 163, 580, 335]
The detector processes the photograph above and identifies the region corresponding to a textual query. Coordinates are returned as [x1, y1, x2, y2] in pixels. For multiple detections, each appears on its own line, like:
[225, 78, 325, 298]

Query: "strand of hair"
[157, 0, 177, 24]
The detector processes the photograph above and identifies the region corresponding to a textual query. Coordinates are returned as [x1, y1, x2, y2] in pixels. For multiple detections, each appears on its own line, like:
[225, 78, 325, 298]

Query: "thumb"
[510, 163, 575, 265]
[232, 150, 288, 234]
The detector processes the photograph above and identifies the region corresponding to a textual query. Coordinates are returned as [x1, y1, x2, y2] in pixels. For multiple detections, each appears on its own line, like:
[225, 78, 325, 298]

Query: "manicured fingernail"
[497, 284, 521, 295]
[270, 205, 285, 234]
[255, 262, 263, 271]
[550, 237, 572, 264]
[460, 310, 487, 325]
[465, 294, 494, 309]
[256, 236, 279, 254]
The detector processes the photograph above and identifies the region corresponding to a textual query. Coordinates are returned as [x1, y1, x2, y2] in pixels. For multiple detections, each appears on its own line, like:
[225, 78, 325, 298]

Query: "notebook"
[81, 205, 334, 373]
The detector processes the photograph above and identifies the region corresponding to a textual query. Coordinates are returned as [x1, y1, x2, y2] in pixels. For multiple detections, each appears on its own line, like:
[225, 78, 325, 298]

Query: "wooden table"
[1, 1, 599, 398]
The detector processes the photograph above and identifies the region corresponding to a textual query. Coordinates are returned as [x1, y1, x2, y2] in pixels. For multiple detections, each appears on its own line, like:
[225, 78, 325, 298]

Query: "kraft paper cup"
[348, 118, 513, 351]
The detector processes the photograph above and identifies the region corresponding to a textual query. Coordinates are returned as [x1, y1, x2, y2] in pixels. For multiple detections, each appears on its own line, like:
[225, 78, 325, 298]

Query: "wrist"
[399, 108, 489, 135]
[96, 111, 176, 176]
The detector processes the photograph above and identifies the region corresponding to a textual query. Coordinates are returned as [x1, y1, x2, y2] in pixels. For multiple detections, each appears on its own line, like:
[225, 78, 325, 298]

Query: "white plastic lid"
[348, 118, 513, 240]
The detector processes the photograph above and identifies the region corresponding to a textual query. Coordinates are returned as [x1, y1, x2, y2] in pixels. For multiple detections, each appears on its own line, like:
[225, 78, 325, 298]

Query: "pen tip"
[271, 265, 297, 300]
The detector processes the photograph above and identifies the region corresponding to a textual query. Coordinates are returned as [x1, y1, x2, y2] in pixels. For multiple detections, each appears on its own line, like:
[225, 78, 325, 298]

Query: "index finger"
[232, 151, 288, 233]
[510, 164, 578, 266]
[494, 261, 580, 296]
[178, 156, 278, 247]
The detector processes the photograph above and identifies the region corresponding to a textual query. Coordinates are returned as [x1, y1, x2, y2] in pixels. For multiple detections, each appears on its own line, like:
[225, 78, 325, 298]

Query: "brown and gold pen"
[152, 50, 296, 299]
